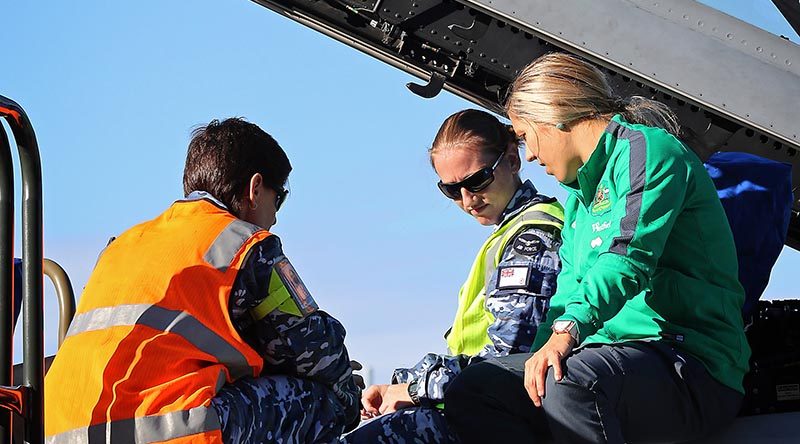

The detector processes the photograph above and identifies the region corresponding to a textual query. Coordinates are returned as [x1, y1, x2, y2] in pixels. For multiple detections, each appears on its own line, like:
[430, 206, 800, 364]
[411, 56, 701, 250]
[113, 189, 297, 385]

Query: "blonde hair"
[506, 53, 680, 136]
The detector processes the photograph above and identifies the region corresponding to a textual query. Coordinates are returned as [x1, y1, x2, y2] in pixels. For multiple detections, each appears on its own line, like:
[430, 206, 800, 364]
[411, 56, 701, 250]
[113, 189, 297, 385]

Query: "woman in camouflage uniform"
[342, 109, 564, 443]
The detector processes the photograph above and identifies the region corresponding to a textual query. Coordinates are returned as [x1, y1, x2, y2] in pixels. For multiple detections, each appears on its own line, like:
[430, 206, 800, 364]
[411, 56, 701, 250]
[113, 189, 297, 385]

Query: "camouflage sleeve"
[229, 237, 361, 428]
[391, 353, 479, 407]
[479, 224, 562, 357]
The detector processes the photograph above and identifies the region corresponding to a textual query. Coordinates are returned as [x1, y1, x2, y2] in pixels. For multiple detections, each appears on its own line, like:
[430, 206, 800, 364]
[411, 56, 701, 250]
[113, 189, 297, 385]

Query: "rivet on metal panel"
[490, 58, 497, 63]
[683, 14, 688, 20]
[726, 33, 733, 39]
[443, 35, 449, 40]
[787, 60, 792, 66]
[431, 29, 437, 34]
[771, 53, 777, 59]
[479, 53, 486, 57]
[409, 11, 415, 16]
[466, 48, 473, 54]
[698, 21, 704, 27]
[756, 46, 763, 52]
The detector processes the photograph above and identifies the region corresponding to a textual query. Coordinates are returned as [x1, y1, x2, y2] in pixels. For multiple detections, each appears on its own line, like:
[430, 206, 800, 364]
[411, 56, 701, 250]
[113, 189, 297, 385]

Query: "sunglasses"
[274, 186, 289, 211]
[437, 151, 506, 200]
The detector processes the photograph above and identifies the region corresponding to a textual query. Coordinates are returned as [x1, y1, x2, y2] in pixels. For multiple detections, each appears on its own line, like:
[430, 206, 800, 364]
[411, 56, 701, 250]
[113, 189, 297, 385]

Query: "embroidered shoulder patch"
[512, 232, 543, 257]
[591, 182, 612, 216]
[274, 257, 318, 315]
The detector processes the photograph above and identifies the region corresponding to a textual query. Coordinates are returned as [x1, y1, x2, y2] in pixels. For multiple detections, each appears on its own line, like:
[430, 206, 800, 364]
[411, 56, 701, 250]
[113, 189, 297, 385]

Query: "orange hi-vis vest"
[45, 198, 269, 443]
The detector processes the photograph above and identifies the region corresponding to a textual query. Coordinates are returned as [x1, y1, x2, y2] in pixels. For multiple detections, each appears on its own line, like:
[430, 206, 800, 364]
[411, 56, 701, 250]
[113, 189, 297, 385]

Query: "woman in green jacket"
[444, 53, 750, 444]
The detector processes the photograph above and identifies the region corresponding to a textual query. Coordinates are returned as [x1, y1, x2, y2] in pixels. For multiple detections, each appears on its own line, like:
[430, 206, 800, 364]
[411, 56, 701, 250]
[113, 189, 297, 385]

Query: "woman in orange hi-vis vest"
[44, 118, 361, 443]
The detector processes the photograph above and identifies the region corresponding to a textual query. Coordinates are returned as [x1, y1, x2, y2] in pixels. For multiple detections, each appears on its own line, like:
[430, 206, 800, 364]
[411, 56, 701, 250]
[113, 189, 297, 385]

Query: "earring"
[555, 123, 566, 131]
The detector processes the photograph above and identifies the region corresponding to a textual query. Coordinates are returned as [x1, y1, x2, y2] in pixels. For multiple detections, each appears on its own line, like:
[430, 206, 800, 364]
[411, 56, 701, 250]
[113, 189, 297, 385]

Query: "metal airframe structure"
[251, 0, 800, 249]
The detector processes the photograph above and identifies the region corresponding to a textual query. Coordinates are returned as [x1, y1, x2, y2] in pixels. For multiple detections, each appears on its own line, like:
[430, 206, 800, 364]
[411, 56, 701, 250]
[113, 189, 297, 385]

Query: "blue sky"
[2, 0, 798, 383]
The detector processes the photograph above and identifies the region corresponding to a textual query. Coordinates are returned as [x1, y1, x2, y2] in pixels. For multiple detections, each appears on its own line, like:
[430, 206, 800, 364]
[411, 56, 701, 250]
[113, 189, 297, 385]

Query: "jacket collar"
[563, 114, 626, 206]
[496, 179, 544, 231]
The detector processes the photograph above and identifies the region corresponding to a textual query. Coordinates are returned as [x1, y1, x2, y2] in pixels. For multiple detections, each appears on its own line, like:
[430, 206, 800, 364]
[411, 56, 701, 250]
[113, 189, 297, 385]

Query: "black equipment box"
[740, 299, 800, 415]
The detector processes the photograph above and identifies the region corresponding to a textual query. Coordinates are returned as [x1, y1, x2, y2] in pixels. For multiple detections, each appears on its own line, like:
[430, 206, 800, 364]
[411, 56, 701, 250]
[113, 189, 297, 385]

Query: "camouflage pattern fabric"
[345, 181, 561, 443]
[222, 233, 361, 437]
[392, 180, 562, 406]
[340, 407, 458, 444]
[211, 374, 348, 443]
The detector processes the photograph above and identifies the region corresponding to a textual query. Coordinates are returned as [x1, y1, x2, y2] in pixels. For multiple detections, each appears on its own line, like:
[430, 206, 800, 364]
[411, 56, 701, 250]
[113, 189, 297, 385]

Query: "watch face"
[553, 320, 573, 332]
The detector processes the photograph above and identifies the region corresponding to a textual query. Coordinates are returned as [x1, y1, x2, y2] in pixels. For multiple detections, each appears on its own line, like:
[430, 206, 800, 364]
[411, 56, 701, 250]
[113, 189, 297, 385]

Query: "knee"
[444, 361, 492, 411]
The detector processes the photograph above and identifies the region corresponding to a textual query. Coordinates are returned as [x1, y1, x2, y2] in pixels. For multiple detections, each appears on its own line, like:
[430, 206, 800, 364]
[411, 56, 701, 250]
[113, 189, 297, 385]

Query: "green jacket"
[533, 115, 750, 393]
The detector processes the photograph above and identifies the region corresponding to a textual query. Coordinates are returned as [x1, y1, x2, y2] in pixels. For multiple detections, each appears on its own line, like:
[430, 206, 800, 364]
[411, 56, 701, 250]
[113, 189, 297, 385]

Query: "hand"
[523, 332, 575, 407]
[360, 383, 414, 419]
[350, 360, 365, 390]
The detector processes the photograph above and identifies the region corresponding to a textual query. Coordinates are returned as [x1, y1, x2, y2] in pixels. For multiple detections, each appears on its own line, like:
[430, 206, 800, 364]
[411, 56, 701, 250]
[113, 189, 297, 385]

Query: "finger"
[534, 358, 550, 405]
[525, 358, 543, 407]
[552, 353, 563, 382]
[350, 360, 363, 371]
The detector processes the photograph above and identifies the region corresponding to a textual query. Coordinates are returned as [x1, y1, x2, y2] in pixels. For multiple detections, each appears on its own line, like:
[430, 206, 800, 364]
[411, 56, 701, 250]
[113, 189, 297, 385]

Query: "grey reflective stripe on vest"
[46, 404, 220, 444]
[483, 208, 564, 285]
[204, 219, 263, 272]
[606, 121, 647, 255]
[66, 304, 252, 380]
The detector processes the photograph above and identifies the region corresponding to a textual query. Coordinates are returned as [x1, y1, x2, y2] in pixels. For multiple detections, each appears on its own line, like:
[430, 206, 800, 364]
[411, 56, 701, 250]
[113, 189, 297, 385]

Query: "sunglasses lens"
[275, 188, 288, 210]
[462, 168, 494, 192]
[437, 167, 495, 200]
[438, 182, 462, 200]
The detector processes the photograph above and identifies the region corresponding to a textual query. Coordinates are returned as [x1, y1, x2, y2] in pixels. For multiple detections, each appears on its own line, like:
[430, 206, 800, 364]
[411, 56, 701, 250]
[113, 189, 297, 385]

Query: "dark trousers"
[444, 341, 742, 444]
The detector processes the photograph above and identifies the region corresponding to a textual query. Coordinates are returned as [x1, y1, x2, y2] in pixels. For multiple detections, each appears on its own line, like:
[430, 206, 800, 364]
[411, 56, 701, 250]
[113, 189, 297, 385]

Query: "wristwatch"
[407, 379, 422, 406]
[552, 320, 580, 344]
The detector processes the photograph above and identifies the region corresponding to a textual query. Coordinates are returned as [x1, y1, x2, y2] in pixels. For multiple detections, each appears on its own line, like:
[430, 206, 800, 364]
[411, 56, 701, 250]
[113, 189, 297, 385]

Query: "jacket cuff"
[556, 310, 601, 343]
[407, 377, 425, 406]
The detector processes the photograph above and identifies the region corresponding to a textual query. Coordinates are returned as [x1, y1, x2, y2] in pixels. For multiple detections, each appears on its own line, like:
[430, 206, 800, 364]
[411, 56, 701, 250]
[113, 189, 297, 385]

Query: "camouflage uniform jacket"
[185, 192, 362, 429]
[392, 181, 562, 407]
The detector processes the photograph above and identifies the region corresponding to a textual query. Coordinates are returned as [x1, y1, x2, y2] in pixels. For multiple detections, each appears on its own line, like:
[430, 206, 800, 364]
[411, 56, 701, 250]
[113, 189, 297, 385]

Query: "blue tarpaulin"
[704, 152, 793, 318]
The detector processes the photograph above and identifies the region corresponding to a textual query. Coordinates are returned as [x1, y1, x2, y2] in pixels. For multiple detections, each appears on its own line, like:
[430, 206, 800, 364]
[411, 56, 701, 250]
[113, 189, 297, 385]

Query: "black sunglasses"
[437, 151, 506, 200]
[274, 186, 289, 211]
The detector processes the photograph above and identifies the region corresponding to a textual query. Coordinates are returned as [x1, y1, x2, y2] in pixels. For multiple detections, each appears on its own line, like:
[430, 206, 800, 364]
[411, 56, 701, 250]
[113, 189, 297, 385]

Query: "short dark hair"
[183, 118, 291, 217]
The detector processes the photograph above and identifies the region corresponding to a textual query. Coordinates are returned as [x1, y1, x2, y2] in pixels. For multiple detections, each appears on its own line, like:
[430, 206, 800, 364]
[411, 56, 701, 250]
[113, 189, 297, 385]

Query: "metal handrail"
[43, 259, 74, 348]
[0, 120, 15, 444]
[0, 96, 44, 444]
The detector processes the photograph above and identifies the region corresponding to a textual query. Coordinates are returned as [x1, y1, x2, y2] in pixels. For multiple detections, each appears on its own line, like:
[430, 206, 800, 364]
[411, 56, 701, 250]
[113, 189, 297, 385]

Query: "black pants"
[444, 341, 742, 444]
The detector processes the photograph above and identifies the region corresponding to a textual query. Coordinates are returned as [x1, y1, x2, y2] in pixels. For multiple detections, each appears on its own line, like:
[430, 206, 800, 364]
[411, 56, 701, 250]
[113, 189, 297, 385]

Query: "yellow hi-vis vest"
[446, 200, 564, 356]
